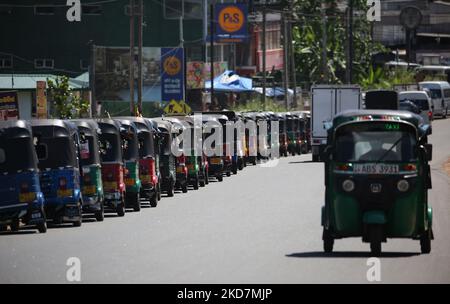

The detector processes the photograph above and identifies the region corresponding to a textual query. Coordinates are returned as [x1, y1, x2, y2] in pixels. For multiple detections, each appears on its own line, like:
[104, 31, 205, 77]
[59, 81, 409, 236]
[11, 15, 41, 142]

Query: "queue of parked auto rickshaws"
[0, 111, 312, 233]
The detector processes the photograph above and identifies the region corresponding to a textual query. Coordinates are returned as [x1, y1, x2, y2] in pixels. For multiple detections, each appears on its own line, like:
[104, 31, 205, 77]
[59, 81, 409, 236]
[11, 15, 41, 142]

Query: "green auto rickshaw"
[115, 119, 142, 212]
[322, 110, 433, 256]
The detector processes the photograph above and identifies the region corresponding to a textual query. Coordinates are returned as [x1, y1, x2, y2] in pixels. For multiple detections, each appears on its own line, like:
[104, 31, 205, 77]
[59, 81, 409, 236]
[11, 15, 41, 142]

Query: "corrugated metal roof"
[0, 74, 88, 90]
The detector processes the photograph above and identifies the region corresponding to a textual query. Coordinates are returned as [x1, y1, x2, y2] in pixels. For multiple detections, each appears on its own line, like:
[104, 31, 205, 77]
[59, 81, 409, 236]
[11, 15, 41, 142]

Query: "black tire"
[252, 158, 257, 166]
[420, 229, 432, 254]
[205, 171, 209, 185]
[369, 225, 383, 257]
[73, 218, 82, 227]
[193, 177, 199, 190]
[199, 178, 206, 187]
[232, 166, 238, 175]
[323, 228, 334, 253]
[133, 192, 141, 212]
[217, 174, 223, 182]
[226, 171, 231, 177]
[95, 202, 104, 222]
[157, 184, 162, 201]
[117, 199, 126, 217]
[37, 221, 47, 233]
[182, 183, 188, 193]
[150, 193, 158, 207]
[167, 182, 175, 197]
[10, 219, 20, 232]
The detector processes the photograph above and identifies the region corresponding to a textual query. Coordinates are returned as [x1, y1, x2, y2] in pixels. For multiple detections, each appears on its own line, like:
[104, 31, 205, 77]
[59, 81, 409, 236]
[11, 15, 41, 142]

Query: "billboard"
[161, 48, 185, 102]
[94, 47, 162, 102]
[215, 3, 248, 43]
[186, 61, 228, 89]
[36, 81, 47, 119]
[0, 91, 19, 121]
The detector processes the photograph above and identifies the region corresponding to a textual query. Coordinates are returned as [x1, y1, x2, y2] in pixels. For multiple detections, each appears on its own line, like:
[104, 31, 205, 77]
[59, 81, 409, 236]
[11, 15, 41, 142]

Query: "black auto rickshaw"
[292, 111, 308, 154]
[30, 120, 83, 227]
[115, 119, 142, 211]
[0, 120, 47, 233]
[278, 113, 288, 157]
[322, 110, 433, 255]
[202, 115, 225, 181]
[243, 113, 258, 166]
[153, 119, 177, 196]
[97, 119, 126, 216]
[71, 120, 105, 221]
[117, 117, 160, 207]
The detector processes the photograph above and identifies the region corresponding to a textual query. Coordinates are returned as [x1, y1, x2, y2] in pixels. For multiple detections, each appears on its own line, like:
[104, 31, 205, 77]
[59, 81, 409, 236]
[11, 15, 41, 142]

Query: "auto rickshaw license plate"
[176, 167, 184, 174]
[125, 178, 135, 186]
[57, 189, 72, 197]
[210, 158, 222, 165]
[187, 164, 194, 170]
[83, 185, 96, 195]
[19, 192, 36, 203]
[353, 164, 399, 175]
[103, 182, 117, 191]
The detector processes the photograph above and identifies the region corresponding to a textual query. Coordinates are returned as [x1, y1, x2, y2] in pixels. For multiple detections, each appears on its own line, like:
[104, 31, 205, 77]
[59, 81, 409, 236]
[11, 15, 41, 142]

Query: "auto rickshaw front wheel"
[182, 183, 188, 193]
[323, 228, 334, 253]
[368, 225, 383, 257]
[95, 202, 104, 222]
[167, 182, 175, 197]
[420, 229, 432, 254]
[117, 198, 126, 217]
[37, 221, 47, 233]
[132, 193, 141, 212]
[150, 193, 158, 208]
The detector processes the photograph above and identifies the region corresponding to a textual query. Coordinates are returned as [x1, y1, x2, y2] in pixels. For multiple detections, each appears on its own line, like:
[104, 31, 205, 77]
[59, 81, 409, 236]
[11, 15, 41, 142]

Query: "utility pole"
[283, 11, 289, 110]
[210, 2, 215, 108]
[348, 0, 354, 84]
[288, 14, 297, 109]
[321, 4, 328, 83]
[262, 6, 267, 110]
[180, 14, 185, 102]
[129, 0, 135, 116]
[89, 41, 96, 117]
[137, 0, 143, 116]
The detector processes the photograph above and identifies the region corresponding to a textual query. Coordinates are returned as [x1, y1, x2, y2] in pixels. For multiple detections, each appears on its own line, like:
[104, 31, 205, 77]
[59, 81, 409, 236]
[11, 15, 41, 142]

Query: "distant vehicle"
[365, 90, 399, 110]
[416, 66, 450, 83]
[399, 91, 433, 124]
[385, 61, 421, 70]
[419, 81, 450, 118]
[311, 85, 362, 162]
[399, 100, 421, 115]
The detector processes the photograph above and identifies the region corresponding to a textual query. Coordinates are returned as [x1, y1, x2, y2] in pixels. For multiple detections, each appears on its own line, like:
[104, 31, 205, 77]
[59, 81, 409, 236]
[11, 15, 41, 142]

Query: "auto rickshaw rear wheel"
[205, 171, 209, 185]
[73, 219, 82, 227]
[217, 174, 223, 182]
[420, 229, 432, 254]
[182, 183, 188, 193]
[323, 228, 334, 253]
[132, 193, 141, 212]
[150, 193, 158, 208]
[117, 198, 126, 217]
[167, 182, 175, 197]
[157, 184, 162, 201]
[37, 221, 47, 233]
[10, 219, 20, 232]
[226, 171, 231, 177]
[95, 202, 104, 222]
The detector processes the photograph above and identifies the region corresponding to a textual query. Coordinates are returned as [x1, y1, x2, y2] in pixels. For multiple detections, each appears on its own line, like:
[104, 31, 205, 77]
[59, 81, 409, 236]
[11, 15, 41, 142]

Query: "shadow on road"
[289, 161, 317, 164]
[286, 251, 420, 258]
[0, 230, 37, 236]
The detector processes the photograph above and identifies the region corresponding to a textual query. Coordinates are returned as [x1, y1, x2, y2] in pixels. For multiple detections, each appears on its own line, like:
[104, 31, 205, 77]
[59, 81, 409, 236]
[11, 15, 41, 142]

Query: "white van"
[419, 81, 450, 118]
[398, 91, 433, 124]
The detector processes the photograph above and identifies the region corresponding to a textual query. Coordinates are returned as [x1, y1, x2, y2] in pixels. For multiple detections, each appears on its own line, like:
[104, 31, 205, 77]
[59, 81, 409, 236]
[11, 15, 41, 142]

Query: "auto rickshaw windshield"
[99, 133, 121, 163]
[0, 136, 38, 173]
[35, 136, 77, 169]
[334, 122, 418, 163]
[138, 132, 155, 159]
[79, 135, 97, 167]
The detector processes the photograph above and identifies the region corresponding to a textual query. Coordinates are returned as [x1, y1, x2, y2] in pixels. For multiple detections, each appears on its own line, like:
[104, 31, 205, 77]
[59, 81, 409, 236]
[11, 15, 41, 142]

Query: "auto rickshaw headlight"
[397, 179, 410, 192]
[342, 179, 355, 192]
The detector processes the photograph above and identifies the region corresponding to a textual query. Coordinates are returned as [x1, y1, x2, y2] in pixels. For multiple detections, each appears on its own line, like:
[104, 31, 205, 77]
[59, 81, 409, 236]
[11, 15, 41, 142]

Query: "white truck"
[311, 85, 362, 162]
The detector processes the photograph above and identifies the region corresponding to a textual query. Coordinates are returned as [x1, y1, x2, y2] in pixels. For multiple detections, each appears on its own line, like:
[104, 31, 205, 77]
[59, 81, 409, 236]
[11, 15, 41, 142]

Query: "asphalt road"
[1, 118, 449, 284]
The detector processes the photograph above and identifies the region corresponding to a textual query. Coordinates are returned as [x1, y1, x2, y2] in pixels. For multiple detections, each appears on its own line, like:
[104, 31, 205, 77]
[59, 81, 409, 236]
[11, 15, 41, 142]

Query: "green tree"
[47, 76, 90, 119]
[292, 0, 385, 85]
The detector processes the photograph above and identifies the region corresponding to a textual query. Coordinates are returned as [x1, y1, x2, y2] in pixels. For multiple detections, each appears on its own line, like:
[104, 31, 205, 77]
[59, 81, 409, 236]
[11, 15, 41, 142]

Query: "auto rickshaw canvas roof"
[201, 111, 238, 121]
[96, 119, 122, 134]
[29, 119, 78, 138]
[152, 117, 178, 134]
[71, 119, 101, 137]
[0, 120, 33, 138]
[115, 116, 156, 133]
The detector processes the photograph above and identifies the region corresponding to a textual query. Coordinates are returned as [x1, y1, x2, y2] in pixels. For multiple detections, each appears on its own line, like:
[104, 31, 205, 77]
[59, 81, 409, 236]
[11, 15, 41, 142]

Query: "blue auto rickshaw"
[0, 120, 47, 233]
[30, 120, 83, 227]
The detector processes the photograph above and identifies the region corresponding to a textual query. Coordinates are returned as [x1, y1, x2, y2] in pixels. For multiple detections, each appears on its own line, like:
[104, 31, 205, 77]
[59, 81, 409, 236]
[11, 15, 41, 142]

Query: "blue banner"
[161, 48, 185, 102]
[215, 3, 248, 43]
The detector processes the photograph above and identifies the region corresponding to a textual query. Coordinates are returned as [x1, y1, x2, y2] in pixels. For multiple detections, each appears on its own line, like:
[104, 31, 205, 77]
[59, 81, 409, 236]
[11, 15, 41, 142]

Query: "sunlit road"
[1, 118, 450, 284]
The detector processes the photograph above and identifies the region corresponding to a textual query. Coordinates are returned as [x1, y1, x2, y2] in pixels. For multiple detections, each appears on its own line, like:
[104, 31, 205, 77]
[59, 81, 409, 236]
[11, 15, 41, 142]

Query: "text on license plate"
[353, 164, 399, 175]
